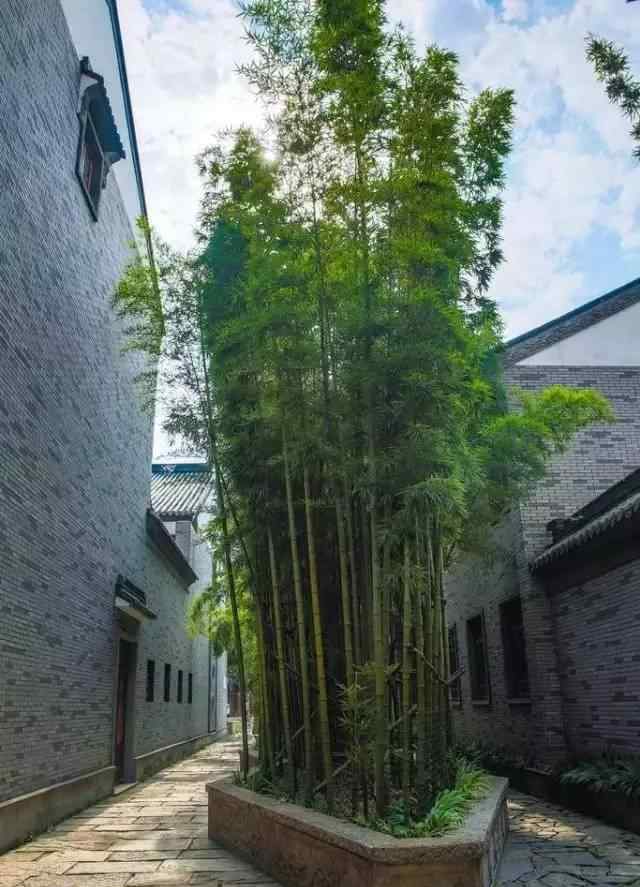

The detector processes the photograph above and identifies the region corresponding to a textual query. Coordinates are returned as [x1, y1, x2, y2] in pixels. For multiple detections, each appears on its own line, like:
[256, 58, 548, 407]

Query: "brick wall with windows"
[445, 514, 536, 756]
[445, 362, 640, 766]
[552, 557, 640, 756]
[0, 0, 212, 805]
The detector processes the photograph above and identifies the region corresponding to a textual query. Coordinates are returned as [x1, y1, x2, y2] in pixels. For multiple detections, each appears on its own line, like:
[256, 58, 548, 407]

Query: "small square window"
[448, 625, 462, 705]
[164, 664, 171, 702]
[146, 660, 155, 702]
[77, 108, 105, 219]
[467, 613, 490, 703]
[501, 596, 530, 700]
[188, 673, 193, 705]
[177, 670, 184, 704]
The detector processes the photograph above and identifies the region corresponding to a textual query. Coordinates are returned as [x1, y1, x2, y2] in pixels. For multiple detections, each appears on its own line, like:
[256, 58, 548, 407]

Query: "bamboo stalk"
[283, 427, 313, 802]
[371, 497, 387, 817]
[303, 465, 333, 809]
[401, 538, 412, 821]
[414, 517, 428, 814]
[210, 450, 249, 780]
[336, 497, 355, 687]
[267, 526, 295, 792]
[255, 607, 274, 776]
[344, 485, 362, 666]
[424, 515, 434, 797]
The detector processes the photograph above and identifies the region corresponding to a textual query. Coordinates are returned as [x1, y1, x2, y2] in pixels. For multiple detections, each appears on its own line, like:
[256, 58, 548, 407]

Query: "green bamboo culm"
[401, 538, 412, 821]
[283, 428, 314, 803]
[267, 525, 296, 793]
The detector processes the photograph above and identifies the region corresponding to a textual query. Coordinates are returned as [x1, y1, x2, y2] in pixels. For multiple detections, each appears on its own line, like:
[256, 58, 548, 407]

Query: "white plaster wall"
[189, 517, 228, 734]
[518, 301, 640, 366]
[60, 0, 142, 229]
[211, 651, 228, 733]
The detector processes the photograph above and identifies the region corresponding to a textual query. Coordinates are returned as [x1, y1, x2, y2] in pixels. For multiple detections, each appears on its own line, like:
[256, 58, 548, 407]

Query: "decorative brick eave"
[146, 508, 197, 587]
[531, 490, 640, 574]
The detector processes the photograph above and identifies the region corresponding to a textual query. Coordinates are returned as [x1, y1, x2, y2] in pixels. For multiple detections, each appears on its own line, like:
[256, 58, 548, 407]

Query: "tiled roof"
[531, 470, 640, 573]
[151, 463, 213, 520]
[504, 277, 640, 366]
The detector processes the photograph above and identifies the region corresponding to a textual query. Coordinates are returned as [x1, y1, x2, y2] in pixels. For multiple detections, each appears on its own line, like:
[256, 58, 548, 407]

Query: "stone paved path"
[497, 790, 640, 886]
[5, 746, 640, 887]
[0, 736, 281, 887]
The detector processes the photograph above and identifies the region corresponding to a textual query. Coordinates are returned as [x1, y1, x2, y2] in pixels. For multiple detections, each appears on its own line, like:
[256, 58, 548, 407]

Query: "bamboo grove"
[116, 0, 613, 827]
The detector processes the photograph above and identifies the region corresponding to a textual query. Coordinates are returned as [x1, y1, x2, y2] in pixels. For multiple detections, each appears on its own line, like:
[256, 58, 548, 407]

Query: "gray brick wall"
[509, 366, 640, 562]
[135, 540, 210, 755]
[0, 0, 211, 803]
[553, 558, 640, 756]
[445, 514, 538, 758]
[446, 364, 640, 766]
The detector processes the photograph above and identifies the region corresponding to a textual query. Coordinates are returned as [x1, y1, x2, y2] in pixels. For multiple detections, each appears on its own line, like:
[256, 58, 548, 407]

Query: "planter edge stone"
[207, 775, 509, 887]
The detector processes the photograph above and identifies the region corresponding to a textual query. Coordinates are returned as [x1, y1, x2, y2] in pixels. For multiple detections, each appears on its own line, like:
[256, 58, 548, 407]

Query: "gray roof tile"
[151, 465, 213, 520]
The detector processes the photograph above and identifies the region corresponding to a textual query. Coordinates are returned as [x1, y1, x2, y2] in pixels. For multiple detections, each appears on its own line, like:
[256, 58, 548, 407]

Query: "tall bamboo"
[433, 527, 449, 775]
[336, 497, 354, 686]
[431, 521, 446, 787]
[401, 538, 412, 820]
[303, 465, 333, 807]
[282, 427, 313, 801]
[424, 517, 434, 796]
[344, 487, 361, 666]
[255, 601, 274, 776]
[211, 451, 249, 778]
[414, 517, 428, 814]
[267, 525, 295, 790]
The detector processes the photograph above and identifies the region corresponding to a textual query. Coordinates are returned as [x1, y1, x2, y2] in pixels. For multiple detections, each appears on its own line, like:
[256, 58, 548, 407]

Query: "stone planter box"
[207, 776, 508, 887]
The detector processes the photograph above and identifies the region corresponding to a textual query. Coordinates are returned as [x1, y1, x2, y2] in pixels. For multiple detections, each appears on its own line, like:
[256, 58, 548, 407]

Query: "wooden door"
[115, 640, 131, 780]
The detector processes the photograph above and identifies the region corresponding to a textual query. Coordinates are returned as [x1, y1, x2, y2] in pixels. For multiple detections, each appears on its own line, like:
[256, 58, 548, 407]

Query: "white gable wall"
[60, 0, 142, 230]
[518, 300, 640, 366]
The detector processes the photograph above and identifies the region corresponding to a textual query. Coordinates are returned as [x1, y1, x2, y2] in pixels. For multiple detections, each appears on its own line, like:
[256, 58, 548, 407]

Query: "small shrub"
[454, 740, 527, 773]
[561, 755, 640, 799]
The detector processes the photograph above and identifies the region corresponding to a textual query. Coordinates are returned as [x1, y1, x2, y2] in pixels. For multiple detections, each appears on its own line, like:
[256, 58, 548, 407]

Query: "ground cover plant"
[561, 756, 640, 799]
[115, 0, 613, 836]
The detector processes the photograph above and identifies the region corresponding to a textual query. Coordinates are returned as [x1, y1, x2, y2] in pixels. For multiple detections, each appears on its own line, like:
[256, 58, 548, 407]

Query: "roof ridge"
[531, 486, 640, 573]
[504, 276, 640, 364]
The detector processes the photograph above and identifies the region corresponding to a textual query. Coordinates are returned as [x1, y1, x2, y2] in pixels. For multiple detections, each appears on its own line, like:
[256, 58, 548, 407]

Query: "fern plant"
[561, 756, 640, 799]
[373, 760, 489, 838]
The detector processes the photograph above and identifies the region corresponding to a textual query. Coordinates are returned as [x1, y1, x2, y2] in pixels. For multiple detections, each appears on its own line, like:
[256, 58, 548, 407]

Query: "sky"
[117, 0, 640, 346]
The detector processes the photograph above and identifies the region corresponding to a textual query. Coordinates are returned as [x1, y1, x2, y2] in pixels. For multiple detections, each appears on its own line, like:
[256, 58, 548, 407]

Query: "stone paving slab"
[6, 741, 640, 887]
[0, 737, 283, 887]
[496, 790, 640, 886]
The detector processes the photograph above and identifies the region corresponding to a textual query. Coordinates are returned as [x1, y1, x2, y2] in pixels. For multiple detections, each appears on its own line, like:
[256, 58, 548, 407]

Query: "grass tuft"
[373, 760, 489, 838]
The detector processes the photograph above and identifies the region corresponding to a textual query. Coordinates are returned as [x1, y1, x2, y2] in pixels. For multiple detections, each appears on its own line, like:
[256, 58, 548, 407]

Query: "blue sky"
[119, 0, 640, 341]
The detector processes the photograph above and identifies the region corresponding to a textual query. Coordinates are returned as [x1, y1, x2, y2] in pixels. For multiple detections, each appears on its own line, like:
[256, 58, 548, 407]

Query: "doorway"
[115, 638, 137, 784]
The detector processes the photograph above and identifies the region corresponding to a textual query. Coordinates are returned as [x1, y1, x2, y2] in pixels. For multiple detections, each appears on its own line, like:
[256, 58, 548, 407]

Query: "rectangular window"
[188, 673, 193, 705]
[467, 613, 490, 703]
[164, 664, 171, 702]
[177, 670, 184, 704]
[448, 625, 461, 705]
[501, 596, 530, 700]
[146, 660, 155, 702]
[77, 110, 104, 218]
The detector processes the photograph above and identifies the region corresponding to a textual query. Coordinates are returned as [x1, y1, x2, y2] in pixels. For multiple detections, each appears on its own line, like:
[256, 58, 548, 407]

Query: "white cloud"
[119, 0, 640, 343]
[459, 0, 640, 335]
[502, 0, 528, 23]
[118, 0, 264, 252]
